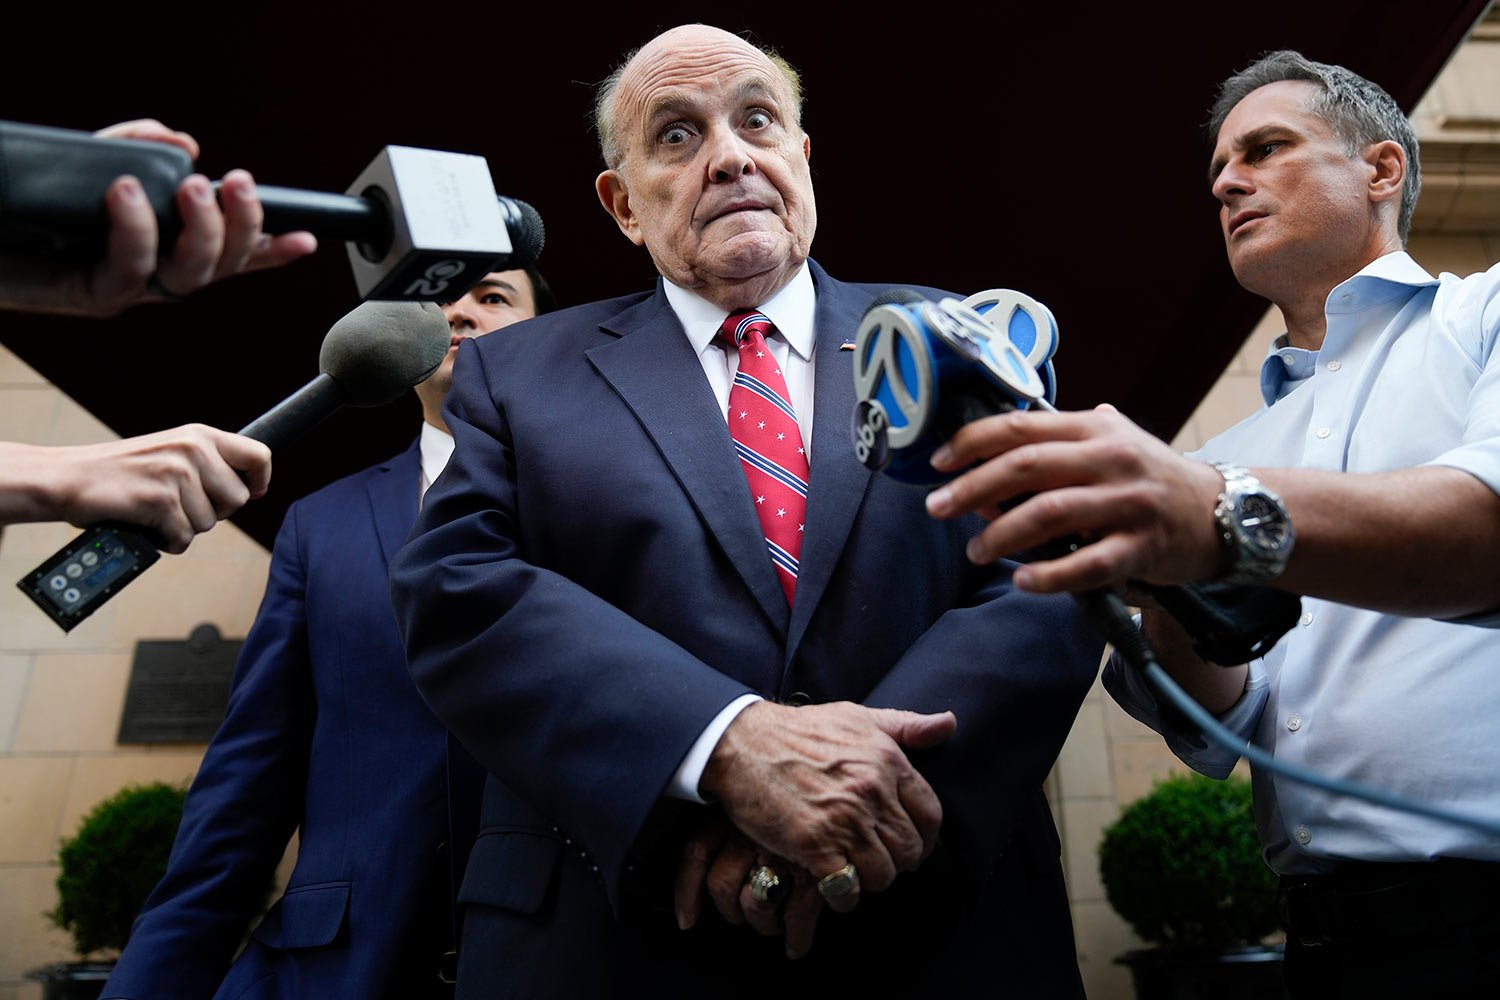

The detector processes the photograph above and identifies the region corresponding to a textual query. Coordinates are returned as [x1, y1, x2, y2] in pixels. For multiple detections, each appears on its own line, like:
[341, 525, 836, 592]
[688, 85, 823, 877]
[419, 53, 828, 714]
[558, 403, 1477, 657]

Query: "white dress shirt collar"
[418, 422, 455, 499]
[662, 263, 816, 358]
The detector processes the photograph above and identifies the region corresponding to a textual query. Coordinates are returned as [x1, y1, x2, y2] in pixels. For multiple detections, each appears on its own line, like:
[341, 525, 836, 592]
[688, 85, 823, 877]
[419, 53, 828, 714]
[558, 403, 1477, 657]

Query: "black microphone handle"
[249, 186, 542, 265]
[240, 184, 389, 245]
[237, 372, 349, 453]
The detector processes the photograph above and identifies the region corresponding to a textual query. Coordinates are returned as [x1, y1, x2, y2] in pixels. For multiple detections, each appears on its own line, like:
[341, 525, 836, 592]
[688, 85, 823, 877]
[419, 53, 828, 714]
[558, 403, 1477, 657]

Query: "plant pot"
[24, 961, 114, 1000]
[1116, 945, 1289, 1000]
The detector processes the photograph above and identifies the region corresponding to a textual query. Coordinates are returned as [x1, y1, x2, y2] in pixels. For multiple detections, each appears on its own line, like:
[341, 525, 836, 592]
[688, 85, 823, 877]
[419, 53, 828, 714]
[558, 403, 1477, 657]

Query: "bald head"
[595, 25, 803, 170]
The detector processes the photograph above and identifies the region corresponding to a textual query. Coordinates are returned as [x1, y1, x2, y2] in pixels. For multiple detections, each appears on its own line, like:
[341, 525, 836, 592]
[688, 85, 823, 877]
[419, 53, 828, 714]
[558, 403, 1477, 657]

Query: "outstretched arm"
[0, 424, 271, 552]
[926, 406, 1500, 618]
[0, 119, 315, 317]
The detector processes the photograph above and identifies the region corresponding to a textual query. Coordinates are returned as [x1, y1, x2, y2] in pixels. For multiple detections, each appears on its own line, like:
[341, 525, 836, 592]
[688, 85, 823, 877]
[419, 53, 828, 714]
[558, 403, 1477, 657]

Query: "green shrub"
[49, 781, 186, 956]
[1098, 773, 1278, 953]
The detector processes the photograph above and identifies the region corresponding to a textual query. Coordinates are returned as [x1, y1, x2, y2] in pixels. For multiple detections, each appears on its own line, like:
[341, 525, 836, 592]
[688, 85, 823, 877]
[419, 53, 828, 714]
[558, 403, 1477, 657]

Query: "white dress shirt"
[1106, 251, 1500, 874]
[661, 264, 818, 802]
[418, 421, 455, 500]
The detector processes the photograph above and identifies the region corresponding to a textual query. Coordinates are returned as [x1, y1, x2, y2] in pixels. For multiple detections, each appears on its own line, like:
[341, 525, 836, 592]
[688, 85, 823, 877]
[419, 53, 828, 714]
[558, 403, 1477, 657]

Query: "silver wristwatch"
[1210, 462, 1295, 584]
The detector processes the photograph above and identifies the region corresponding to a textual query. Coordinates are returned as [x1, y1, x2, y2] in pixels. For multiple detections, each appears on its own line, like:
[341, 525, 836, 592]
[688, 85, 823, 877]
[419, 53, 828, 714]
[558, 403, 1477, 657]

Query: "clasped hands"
[674, 700, 955, 958]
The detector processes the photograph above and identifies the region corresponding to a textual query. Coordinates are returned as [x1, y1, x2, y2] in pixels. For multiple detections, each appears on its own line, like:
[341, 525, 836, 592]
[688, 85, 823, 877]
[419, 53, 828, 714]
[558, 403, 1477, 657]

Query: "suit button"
[785, 691, 812, 707]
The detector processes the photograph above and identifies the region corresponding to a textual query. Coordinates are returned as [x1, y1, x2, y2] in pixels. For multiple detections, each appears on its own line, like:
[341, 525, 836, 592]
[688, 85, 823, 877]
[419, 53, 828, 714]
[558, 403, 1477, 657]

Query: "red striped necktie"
[719, 310, 809, 605]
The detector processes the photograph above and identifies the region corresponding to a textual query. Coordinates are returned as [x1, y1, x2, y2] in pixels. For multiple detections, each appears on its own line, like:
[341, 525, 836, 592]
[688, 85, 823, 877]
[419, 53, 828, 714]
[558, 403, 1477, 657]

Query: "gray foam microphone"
[239, 300, 450, 451]
[17, 300, 451, 632]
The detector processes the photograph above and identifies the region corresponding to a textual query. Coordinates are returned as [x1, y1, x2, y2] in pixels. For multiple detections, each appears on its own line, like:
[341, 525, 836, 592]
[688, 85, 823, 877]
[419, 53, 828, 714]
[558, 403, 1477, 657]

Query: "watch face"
[1239, 494, 1290, 552]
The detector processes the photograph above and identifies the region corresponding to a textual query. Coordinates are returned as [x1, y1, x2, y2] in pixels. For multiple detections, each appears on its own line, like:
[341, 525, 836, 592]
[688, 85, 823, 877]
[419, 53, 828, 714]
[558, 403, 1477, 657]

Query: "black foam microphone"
[16, 300, 450, 632]
[0, 120, 545, 301]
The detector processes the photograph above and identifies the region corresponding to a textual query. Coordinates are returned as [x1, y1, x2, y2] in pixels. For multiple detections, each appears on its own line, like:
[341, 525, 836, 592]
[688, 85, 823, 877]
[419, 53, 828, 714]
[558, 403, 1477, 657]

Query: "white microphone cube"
[344, 146, 511, 301]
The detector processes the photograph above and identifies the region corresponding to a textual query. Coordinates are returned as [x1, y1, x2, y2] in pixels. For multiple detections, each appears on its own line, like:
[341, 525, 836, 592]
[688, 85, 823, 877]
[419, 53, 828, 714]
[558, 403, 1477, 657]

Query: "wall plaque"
[117, 623, 241, 744]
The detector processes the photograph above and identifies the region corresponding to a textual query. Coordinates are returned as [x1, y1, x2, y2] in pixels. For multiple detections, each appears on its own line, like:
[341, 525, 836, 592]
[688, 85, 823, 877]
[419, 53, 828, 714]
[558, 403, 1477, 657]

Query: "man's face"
[418, 269, 536, 404]
[596, 25, 816, 308]
[1209, 80, 1384, 300]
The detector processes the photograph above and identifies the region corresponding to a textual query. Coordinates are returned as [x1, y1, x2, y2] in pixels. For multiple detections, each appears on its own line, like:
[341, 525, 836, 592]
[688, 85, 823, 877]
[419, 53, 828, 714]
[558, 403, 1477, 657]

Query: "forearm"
[0, 441, 70, 525]
[1264, 465, 1500, 617]
[1138, 607, 1248, 714]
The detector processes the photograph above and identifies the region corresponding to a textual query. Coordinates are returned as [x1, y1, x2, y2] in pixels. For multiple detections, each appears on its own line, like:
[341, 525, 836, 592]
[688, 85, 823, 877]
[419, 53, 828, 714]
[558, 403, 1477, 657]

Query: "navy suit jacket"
[391, 263, 1104, 996]
[105, 441, 476, 1000]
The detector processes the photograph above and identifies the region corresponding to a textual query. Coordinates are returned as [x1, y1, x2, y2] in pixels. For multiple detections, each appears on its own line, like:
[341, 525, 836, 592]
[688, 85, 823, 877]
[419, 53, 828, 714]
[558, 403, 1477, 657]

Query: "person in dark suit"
[101, 266, 553, 1000]
[390, 24, 1103, 997]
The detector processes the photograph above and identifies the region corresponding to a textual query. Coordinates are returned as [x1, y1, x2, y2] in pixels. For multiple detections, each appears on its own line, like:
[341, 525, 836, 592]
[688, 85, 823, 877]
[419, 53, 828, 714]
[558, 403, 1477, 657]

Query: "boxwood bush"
[1099, 772, 1278, 953]
[49, 781, 186, 955]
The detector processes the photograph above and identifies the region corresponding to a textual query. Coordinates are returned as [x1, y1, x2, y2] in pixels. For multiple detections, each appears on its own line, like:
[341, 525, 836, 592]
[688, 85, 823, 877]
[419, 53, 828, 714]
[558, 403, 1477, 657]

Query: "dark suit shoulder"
[284, 442, 419, 520]
[469, 289, 661, 365]
[839, 279, 954, 301]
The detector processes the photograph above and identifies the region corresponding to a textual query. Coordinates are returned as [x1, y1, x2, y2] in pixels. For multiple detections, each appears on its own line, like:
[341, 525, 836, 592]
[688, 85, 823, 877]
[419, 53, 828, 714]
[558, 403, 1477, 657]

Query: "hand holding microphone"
[848, 285, 1235, 591]
[0, 119, 318, 317]
[0, 119, 545, 307]
[925, 404, 1230, 590]
[852, 287, 1300, 667]
[16, 299, 450, 632]
[1, 425, 273, 553]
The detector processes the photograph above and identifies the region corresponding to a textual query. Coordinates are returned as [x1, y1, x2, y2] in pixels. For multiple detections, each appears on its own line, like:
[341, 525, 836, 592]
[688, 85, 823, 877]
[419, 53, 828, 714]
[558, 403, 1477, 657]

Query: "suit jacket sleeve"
[391, 338, 756, 910]
[861, 567, 1102, 877]
[102, 509, 313, 1000]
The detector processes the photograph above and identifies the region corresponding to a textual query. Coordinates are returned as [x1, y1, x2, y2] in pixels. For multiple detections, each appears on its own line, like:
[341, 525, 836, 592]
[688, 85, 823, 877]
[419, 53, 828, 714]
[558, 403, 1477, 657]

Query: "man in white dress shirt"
[925, 49, 1500, 996]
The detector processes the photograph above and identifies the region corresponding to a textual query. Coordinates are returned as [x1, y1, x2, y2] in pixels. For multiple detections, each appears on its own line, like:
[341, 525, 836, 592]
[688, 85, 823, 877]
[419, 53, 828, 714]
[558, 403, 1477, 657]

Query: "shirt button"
[1281, 354, 1295, 367]
[1326, 361, 1341, 372]
[1286, 713, 1302, 732]
[1315, 427, 1331, 439]
[1300, 612, 1314, 626]
[1295, 825, 1313, 845]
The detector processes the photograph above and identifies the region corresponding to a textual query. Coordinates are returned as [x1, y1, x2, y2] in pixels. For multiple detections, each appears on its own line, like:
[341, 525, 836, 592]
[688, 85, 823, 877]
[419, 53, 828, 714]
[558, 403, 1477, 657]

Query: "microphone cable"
[1078, 586, 1500, 839]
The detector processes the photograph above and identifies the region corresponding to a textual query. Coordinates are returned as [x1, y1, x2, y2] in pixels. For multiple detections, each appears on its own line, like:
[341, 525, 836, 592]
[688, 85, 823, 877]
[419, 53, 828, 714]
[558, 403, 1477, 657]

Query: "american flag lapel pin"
[839, 339, 856, 351]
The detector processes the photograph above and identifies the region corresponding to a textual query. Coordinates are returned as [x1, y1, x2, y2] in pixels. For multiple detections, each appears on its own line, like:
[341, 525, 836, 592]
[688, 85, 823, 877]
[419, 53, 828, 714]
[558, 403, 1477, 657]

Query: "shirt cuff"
[664, 693, 764, 803]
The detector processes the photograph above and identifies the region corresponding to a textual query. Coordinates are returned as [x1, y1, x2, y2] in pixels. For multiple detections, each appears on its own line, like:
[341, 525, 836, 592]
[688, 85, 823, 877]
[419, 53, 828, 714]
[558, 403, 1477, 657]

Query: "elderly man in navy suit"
[392, 23, 1102, 997]
[102, 266, 552, 1000]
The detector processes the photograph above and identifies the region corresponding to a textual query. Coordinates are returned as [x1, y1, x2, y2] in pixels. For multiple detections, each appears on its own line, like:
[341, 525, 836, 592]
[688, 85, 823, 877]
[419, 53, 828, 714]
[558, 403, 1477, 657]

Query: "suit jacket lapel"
[368, 438, 422, 566]
[787, 265, 875, 658]
[586, 287, 790, 633]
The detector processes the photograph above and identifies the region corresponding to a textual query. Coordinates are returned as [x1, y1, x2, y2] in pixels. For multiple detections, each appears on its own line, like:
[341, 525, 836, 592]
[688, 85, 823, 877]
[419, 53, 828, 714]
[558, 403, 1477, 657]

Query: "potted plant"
[28, 781, 187, 1000]
[1098, 772, 1288, 1000]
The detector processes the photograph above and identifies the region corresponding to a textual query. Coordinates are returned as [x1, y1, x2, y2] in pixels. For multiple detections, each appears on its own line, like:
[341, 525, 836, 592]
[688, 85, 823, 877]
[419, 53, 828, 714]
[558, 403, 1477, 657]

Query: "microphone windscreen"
[319, 301, 450, 406]
[508, 198, 546, 265]
[866, 288, 925, 312]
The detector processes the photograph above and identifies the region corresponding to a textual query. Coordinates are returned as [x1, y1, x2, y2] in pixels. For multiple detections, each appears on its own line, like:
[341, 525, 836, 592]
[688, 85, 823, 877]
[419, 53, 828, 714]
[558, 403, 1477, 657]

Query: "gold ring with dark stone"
[747, 864, 785, 905]
[817, 862, 859, 901]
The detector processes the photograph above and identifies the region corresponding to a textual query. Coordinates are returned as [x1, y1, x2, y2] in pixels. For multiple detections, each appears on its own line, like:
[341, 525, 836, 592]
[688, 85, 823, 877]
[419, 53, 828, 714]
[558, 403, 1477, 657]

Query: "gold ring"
[817, 862, 859, 901]
[747, 864, 785, 905]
